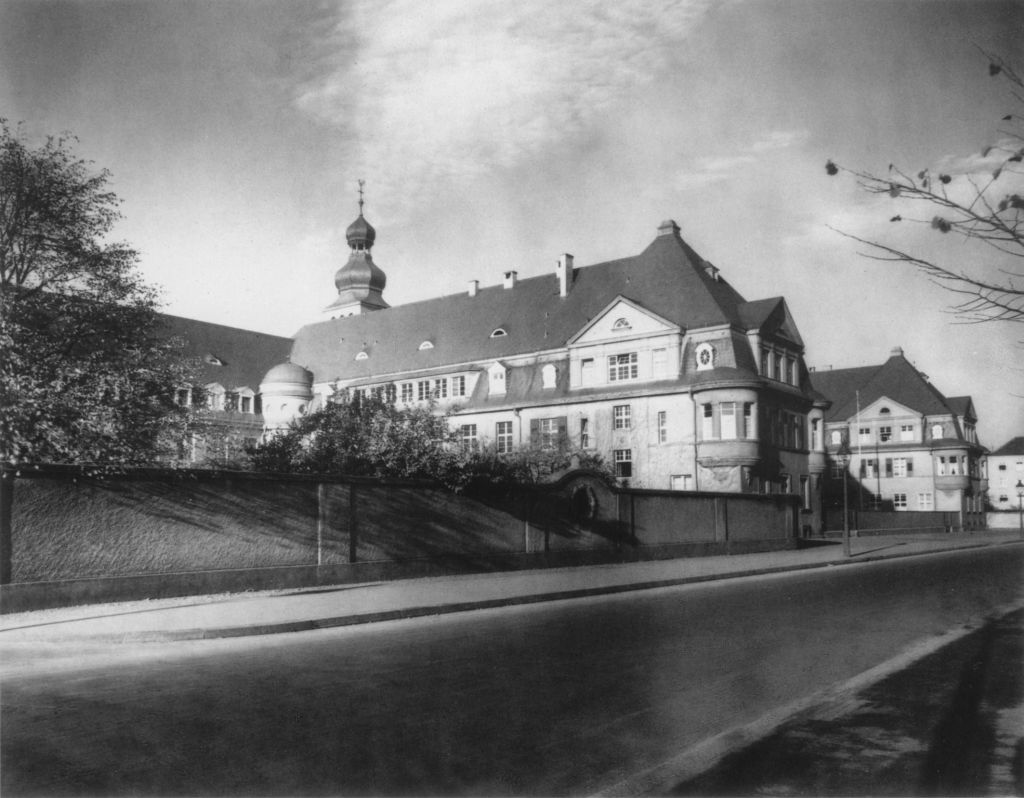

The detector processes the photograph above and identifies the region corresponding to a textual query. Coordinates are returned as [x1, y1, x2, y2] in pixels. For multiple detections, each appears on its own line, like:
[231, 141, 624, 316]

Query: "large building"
[987, 436, 1024, 511]
[257, 207, 830, 527]
[810, 349, 987, 528]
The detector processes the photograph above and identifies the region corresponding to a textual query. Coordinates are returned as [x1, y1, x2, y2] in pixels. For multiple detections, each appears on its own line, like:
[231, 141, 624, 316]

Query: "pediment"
[568, 296, 680, 346]
[858, 396, 918, 420]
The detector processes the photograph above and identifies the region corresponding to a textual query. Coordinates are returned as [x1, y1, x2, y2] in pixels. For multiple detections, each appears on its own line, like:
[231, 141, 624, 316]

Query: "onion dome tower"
[323, 180, 389, 318]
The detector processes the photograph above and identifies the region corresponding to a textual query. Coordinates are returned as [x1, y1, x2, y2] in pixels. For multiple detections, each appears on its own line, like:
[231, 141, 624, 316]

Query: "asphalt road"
[2, 546, 1022, 796]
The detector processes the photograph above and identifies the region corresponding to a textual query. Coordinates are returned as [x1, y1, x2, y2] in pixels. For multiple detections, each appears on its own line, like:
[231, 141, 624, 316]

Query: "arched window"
[490, 328, 507, 338]
[612, 318, 632, 331]
[418, 340, 434, 350]
[541, 364, 557, 389]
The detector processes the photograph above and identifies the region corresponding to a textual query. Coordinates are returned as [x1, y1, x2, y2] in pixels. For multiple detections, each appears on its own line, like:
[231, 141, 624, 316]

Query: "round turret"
[259, 362, 314, 436]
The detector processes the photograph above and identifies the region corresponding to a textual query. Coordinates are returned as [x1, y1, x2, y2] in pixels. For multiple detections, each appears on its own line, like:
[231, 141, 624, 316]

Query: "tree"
[248, 389, 612, 492]
[825, 50, 1024, 324]
[0, 121, 195, 465]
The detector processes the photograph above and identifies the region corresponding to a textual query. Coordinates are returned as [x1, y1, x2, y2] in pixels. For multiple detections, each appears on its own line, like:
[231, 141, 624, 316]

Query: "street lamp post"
[837, 441, 852, 558]
[1016, 479, 1024, 540]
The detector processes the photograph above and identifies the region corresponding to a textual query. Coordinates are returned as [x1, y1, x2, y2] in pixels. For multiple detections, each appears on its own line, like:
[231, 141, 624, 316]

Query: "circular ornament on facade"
[696, 343, 715, 370]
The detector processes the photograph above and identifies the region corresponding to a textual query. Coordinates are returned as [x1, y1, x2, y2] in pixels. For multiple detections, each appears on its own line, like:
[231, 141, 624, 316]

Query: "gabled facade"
[987, 436, 1024, 510]
[810, 348, 987, 527]
[263, 214, 829, 530]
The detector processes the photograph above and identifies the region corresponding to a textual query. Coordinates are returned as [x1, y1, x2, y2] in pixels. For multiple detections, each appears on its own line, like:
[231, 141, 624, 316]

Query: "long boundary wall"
[0, 466, 799, 612]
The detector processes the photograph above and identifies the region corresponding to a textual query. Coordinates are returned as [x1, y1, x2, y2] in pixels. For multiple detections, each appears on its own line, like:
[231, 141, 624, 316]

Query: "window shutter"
[907, 459, 913, 476]
[529, 418, 540, 446]
[885, 458, 893, 477]
[859, 460, 866, 478]
[556, 416, 568, 447]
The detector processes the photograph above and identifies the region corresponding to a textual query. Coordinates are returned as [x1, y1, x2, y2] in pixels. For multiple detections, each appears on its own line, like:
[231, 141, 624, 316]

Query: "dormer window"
[488, 362, 508, 396]
[612, 318, 632, 332]
[490, 328, 507, 338]
[419, 340, 434, 350]
[541, 364, 557, 389]
[695, 343, 715, 371]
[355, 351, 369, 361]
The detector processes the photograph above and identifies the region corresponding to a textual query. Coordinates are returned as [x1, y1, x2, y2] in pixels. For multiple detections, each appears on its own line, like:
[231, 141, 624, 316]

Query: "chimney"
[503, 270, 518, 289]
[468, 279, 479, 297]
[658, 219, 680, 237]
[891, 346, 904, 358]
[556, 253, 574, 297]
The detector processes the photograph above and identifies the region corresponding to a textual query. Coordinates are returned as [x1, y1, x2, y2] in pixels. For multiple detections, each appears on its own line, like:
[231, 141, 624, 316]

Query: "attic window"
[419, 340, 434, 351]
[204, 353, 224, 366]
[490, 328, 507, 338]
[355, 351, 369, 361]
[612, 318, 632, 332]
[879, 407, 891, 414]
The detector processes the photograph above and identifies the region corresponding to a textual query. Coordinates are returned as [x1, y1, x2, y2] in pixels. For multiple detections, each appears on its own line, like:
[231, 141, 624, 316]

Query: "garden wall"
[0, 466, 799, 611]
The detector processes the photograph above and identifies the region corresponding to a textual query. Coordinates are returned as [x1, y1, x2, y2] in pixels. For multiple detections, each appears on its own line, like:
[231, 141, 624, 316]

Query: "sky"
[2, 0, 1022, 446]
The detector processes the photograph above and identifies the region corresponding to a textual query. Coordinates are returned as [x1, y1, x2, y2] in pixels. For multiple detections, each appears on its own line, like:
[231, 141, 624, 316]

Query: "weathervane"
[357, 179, 365, 215]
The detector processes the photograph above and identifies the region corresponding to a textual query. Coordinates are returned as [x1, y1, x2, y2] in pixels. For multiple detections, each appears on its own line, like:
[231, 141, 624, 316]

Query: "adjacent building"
[987, 436, 1024, 510]
[810, 348, 987, 528]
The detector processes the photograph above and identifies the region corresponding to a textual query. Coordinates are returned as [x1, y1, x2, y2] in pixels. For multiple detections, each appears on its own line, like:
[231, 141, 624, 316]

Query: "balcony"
[696, 439, 760, 468]
[934, 474, 970, 491]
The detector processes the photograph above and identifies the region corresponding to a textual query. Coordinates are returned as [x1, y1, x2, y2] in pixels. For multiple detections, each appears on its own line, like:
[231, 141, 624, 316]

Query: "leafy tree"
[0, 121, 195, 465]
[248, 389, 612, 492]
[826, 51, 1023, 324]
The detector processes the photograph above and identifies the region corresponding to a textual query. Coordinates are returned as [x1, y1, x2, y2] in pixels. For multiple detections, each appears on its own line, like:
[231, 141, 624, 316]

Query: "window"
[608, 352, 638, 382]
[657, 411, 668, 444]
[702, 404, 714, 439]
[720, 402, 737, 440]
[890, 457, 913, 477]
[879, 426, 892, 442]
[893, 493, 908, 510]
[696, 343, 715, 370]
[541, 364, 557, 389]
[761, 349, 771, 377]
[401, 382, 414, 402]
[859, 427, 872, 444]
[918, 493, 934, 510]
[900, 424, 914, 441]
[490, 328, 507, 338]
[355, 351, 368, 361]
[998, 464, 1007, 471]
[785, 357, 796, 385]
[774, 353, 783, 380]
[418, 340, 433, 350]
[801, 475, 811, 510]
[452, 376, 466, 397]
[811, 419, 820, 450]
[240, 395, 253, 413]
[581, 358, 596, 386]
[614, 449, 633, 478]
[931, 424, 944, 439]
[652, 348, 668, 378]
[417, 380, 431, 401]
[831, 460, 846, 478]
[384, 384, 397, 403]
[670, 474, 692, 491]
[613, 405, 631, 430]
[580, 418, 590, 449]
[830, 429, 842, 446]
[536, 417, 562, 449]
[175, 388, 191, 407]
[862, 458, 877, 478]
[460, 424, 478, 451]
[433, 378, 448, 399]
[612, 317, 632, 331]
[495, 421, 513, 454]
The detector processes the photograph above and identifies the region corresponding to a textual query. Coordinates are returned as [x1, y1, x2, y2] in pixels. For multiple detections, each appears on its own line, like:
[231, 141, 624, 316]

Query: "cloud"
[295, 0, 714, 220]
[674, 128, 808, 189]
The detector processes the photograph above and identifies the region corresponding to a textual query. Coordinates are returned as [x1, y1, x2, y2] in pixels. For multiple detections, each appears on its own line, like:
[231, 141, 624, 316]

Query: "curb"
[35, 538, 1022, 644]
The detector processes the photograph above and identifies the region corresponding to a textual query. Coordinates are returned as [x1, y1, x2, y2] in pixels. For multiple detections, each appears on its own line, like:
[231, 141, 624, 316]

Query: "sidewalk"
[2, 531, 1020, 645]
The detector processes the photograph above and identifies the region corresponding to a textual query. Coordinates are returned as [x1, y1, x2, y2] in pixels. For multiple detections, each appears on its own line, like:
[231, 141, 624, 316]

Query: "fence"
[0, 465, 799, 611]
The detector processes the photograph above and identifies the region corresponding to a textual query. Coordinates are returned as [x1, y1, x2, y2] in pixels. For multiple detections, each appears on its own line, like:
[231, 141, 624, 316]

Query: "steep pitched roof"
[810, 352, 955, 422]
[990, 436, 1024, 457]
[290, 225, 751, 382]
[157, 314, 293, 389]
